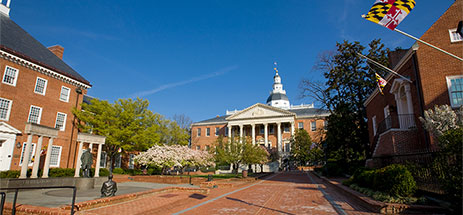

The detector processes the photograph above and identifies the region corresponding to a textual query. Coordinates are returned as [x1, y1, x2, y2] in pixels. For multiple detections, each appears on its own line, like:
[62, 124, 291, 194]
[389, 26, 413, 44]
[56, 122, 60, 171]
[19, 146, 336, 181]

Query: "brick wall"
[0, 57, 87, 170]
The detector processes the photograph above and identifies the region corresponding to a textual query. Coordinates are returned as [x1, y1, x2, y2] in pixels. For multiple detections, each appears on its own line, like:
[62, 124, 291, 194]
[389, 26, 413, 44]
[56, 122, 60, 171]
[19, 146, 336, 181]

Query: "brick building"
[190, 68, 329, 162]
[364, 0, 462, 167]
[0, 2, 105, 177]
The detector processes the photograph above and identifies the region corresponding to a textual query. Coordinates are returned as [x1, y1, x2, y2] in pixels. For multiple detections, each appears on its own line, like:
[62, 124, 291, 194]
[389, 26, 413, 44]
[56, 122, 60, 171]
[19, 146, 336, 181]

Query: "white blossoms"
[134, 145, 214, 169]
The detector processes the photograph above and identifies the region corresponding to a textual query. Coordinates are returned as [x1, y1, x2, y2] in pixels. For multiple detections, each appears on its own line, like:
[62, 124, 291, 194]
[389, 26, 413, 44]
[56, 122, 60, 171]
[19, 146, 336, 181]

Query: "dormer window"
[449, 29, 463, 43]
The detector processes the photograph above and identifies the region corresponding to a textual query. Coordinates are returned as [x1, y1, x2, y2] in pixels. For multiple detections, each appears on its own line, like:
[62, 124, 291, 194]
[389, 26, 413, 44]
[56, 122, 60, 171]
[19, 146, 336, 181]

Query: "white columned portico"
[404, 85, 414, 115]
[277, 122, 282, 152]
[239, 124, 243, 140]
[31, 135, 43, 178]
[20, 123, 59, 179]
[42, 137, 54, 178]
[20, 134, 33, 179]
[264, 123, 268, 147]
[74, 141, 84, 177]
[228, 126, 232, 138]
[75, 133, 106, 177]
[251, 124, 256, 145]
[291, 122, 295, 136]
[95, 143, 103, 177]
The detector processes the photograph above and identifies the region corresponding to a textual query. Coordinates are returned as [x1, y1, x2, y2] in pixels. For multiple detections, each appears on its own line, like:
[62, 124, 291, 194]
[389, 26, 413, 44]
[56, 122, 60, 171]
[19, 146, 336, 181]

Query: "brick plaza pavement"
[78, 172, 377, 215]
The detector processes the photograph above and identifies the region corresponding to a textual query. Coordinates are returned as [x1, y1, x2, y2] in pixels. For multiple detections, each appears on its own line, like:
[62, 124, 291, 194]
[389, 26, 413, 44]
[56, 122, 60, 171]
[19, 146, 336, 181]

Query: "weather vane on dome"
[273, 62, 279, 74]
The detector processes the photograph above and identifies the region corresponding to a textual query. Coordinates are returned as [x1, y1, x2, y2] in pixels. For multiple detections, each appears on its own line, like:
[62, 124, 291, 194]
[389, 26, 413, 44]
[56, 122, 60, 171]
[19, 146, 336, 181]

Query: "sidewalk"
[3, 181, 198, 208]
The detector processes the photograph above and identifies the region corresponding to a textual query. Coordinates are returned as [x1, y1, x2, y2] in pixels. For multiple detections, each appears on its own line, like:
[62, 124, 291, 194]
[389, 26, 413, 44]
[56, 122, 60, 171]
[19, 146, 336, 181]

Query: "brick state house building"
[190, 68, 329, 159]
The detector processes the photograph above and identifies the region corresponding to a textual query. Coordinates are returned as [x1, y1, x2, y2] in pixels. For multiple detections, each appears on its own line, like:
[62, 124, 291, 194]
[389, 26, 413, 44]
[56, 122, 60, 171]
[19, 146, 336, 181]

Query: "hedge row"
[0, 168, 110, 178]
[343, 164, 417, 197]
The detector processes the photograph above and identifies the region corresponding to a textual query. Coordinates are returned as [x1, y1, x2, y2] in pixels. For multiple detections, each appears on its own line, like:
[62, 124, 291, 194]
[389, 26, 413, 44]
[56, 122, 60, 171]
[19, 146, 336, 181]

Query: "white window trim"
[449, 28, 463, 43]
[446, 75, 463, 108]
[34, 77, 48, 95]
[298, 122, 303, 129]
[2, 66, 19, 86]
[55, 112, 67, 131]
[206, 128, 210, 137]
[60, 86, 71, 102]
[0, 97, 13, 121]
[49, 145, 62, 168]
[197, 128, 201, 137]
[28, 105, 43, 124]
[19, 142, 36, 166]
[215, 127, 219, 136]
[372, 116, 377, 136]
[311, 121, 316, 131]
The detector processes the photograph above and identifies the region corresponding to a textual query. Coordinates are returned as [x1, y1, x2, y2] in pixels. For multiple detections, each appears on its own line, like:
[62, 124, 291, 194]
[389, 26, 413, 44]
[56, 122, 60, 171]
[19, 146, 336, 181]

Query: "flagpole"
[357, 53, 413, 83]
[394, 28, 463, 61]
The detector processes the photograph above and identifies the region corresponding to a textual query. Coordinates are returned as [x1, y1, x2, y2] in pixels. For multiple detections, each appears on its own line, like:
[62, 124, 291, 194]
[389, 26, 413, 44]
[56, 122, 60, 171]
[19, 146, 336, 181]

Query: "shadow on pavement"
[225, 197, 296, 215]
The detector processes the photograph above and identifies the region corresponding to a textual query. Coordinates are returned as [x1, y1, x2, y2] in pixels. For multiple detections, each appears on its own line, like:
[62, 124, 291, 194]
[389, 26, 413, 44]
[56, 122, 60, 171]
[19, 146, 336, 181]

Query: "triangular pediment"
[0, 122, 21, 135]
[226, 103, 295, 120]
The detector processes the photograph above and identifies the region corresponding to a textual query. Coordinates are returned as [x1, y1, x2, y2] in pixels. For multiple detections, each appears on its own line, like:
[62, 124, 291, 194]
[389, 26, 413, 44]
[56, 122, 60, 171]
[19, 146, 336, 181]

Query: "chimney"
[0, 0, 11, 17]
[48, 45, 64, 59]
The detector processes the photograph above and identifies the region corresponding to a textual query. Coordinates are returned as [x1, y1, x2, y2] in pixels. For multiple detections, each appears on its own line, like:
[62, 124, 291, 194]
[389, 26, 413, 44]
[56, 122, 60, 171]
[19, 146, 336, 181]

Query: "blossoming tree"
[134, 145, 214, 174]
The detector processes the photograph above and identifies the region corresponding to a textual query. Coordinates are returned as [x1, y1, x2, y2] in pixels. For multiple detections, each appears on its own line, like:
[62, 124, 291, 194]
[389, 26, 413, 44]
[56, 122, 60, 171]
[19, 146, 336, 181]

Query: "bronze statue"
[81, 148, 93, 178]
[101, 175, 117, 197]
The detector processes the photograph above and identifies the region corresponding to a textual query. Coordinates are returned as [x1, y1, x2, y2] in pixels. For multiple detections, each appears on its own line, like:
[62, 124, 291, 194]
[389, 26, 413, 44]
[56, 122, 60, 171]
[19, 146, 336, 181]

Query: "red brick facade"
[190, 118, 327, 151]
[365, 0, 462, 164]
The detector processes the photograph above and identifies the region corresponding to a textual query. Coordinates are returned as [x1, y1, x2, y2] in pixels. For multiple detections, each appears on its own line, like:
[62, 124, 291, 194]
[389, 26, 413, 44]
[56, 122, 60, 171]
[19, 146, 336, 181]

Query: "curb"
[62, 186, 209, 211]
[312, 172, 448, 214]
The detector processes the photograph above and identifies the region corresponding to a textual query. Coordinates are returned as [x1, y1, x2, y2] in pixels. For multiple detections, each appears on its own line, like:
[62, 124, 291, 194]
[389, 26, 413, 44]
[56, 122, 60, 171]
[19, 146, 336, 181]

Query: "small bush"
[0, 170, 20, 178]
[112, 168, 124, 174]
[347, 164, 416, 197]
[49, 168, 74, 177]
[378, 164, 416, 197]
[125, 169, 142, 176]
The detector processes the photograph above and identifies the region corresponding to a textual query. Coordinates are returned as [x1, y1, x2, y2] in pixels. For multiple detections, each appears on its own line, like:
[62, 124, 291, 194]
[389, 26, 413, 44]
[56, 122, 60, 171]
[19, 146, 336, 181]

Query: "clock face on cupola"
[266, 64, 290, 109]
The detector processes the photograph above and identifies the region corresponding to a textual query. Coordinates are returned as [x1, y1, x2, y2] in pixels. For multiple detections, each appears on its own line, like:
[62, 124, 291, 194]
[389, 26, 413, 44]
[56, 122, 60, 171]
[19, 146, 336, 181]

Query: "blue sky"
[9, 0, 456, 122]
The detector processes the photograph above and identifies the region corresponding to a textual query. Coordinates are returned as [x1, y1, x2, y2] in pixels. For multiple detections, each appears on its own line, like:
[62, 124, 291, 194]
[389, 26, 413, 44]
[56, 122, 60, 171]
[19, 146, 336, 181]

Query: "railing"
[0, 192, 5, 215]
[0, 186, 77, 215]
[376, 114, 416, 135]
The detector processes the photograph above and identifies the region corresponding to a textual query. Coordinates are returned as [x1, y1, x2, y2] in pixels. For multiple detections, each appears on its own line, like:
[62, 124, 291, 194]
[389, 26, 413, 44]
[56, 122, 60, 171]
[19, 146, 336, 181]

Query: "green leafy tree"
[290, 129, 313, 166]
[73, 98, 162, 173]
[243, 142, 269, 173]
[302, 39, 389, 166]
[214, 136, 246, 174]
[158, 119, 190, 146]
[420, 105, 462, 213]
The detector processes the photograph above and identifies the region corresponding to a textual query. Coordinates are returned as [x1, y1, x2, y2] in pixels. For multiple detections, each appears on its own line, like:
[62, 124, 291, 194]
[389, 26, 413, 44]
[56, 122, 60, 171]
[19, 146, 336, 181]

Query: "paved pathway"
[78, 172, 376, 215]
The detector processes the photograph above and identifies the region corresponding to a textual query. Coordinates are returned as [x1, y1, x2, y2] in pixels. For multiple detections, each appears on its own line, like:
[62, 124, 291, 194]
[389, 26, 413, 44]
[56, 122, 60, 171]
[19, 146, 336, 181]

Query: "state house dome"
[266, 66, 290, 109]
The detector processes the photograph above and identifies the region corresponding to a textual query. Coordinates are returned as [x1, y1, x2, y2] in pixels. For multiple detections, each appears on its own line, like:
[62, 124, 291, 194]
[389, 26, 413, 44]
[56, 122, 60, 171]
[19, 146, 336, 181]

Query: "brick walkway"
[77, 172, 376, 215]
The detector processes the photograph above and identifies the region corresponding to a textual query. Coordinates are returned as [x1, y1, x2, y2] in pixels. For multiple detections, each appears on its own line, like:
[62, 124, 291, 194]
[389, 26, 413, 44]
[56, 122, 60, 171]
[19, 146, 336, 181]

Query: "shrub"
[49, 168, 74, 177]
[125, 169, 142, 176]
[0, 170, 20, 178]
[99, 168, 110, 177]
[378, 164, 416, 197]
[347, 164, 416, 197]
[112, 168, 124, 174]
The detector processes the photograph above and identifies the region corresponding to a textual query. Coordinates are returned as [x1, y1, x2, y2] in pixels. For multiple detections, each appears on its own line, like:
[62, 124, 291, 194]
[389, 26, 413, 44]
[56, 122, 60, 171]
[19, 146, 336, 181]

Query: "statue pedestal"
[76, 178, 94, 190]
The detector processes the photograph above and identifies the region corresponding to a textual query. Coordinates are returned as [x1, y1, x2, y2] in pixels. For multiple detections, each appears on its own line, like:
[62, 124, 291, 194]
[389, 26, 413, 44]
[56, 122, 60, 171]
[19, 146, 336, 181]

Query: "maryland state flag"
[364, 0, 416, 30]
[375, 73, 388, 95]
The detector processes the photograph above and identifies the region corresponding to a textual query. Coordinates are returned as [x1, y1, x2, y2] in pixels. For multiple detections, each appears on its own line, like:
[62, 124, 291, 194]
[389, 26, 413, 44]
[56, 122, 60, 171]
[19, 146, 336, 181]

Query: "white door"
[0, 135, 15, 171]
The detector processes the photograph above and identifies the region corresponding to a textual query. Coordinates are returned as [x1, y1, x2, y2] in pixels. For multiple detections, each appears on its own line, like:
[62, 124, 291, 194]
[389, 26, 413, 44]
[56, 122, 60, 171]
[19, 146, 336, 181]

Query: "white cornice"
[0, 50, 91, 89]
